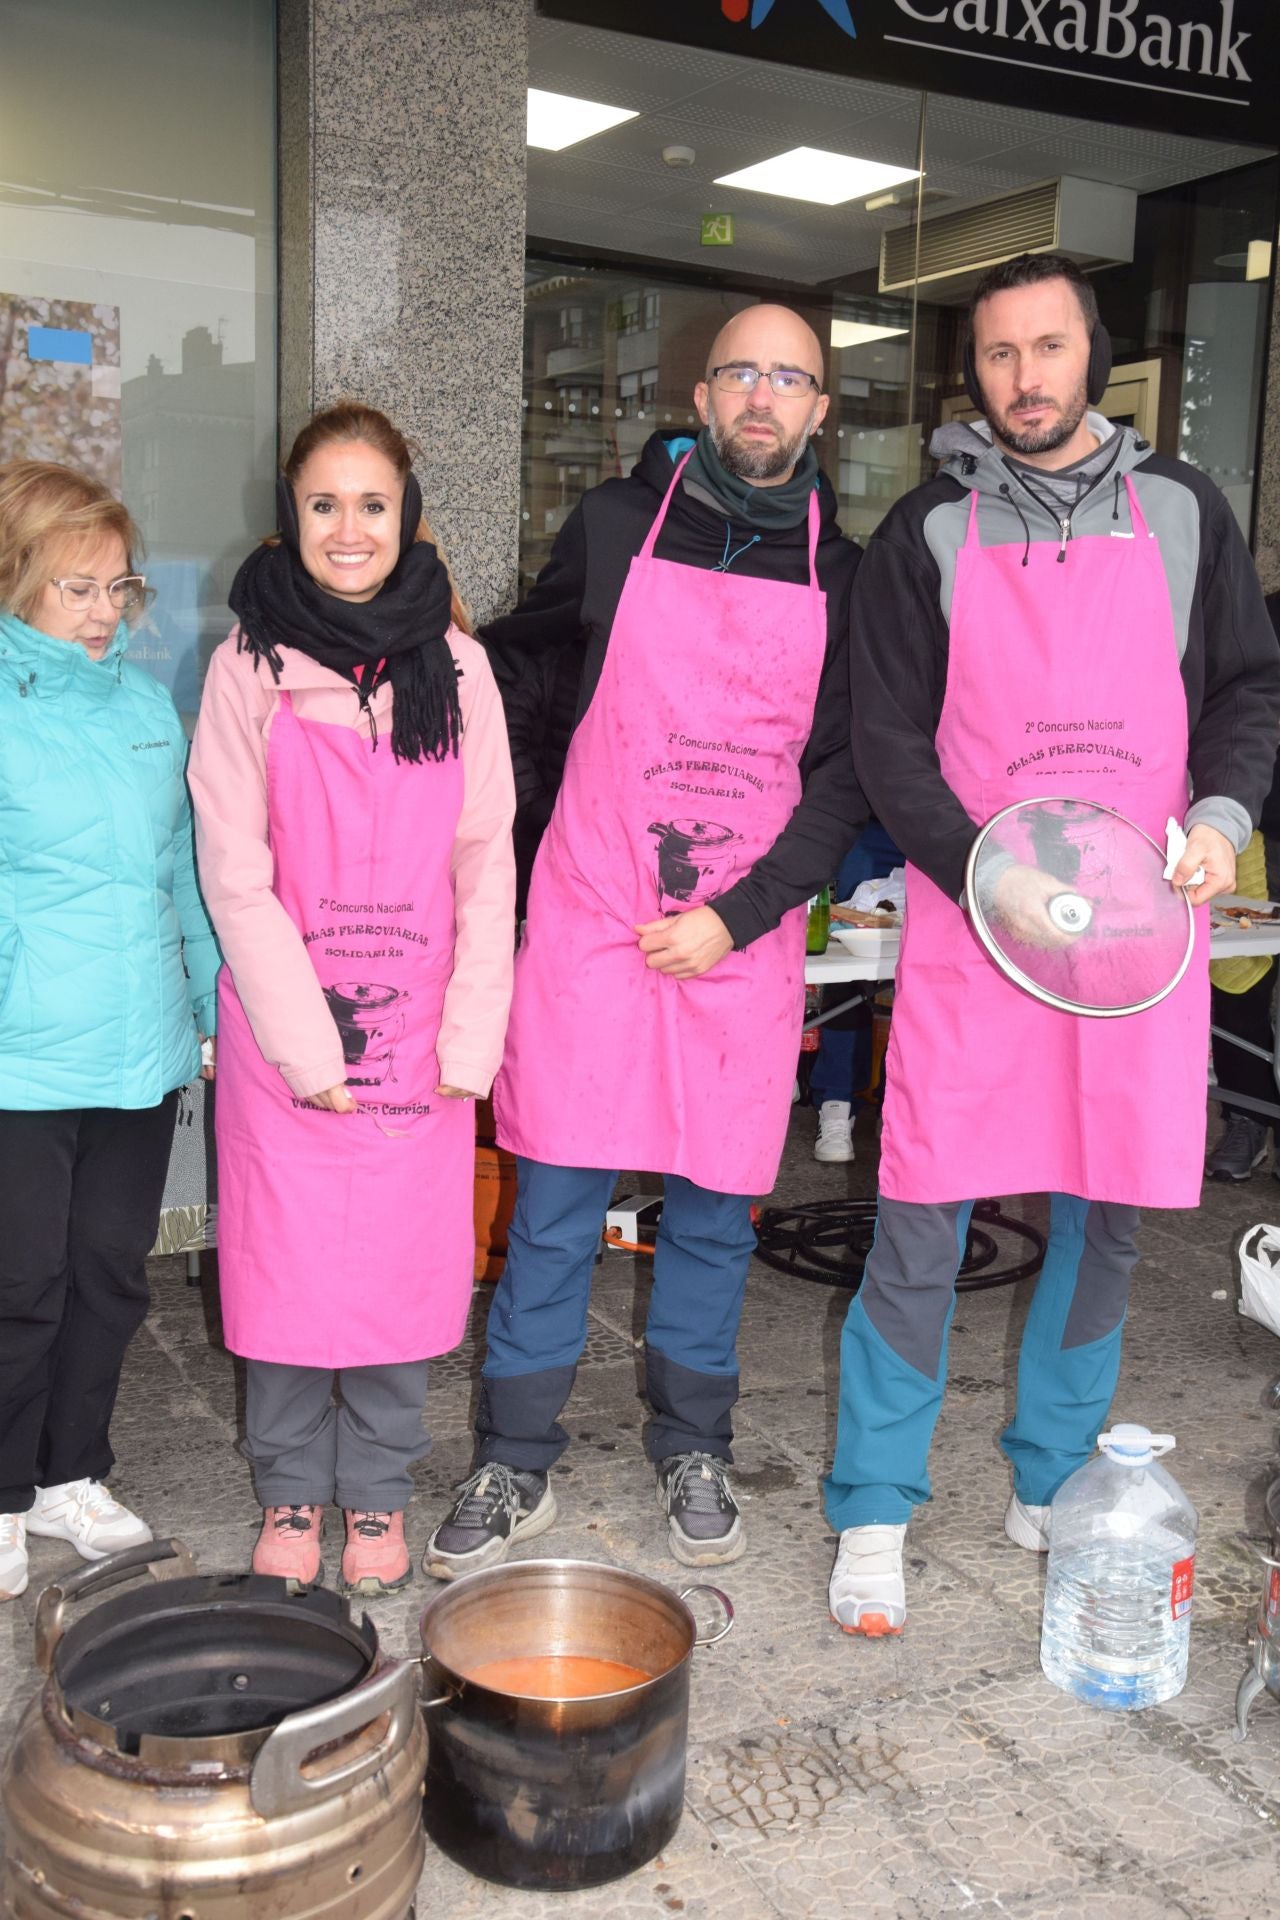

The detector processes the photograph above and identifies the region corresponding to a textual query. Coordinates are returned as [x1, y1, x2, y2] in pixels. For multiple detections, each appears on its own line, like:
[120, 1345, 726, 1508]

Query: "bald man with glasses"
[425, 304, 865, 1579]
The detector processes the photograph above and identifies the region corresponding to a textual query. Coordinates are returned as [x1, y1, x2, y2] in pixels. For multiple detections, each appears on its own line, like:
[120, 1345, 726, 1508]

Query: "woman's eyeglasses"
[50, 575, 149, 613]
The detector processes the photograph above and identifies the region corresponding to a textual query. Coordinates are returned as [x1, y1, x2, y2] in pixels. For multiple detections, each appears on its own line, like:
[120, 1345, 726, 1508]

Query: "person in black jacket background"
[425, 303, 866, 1579]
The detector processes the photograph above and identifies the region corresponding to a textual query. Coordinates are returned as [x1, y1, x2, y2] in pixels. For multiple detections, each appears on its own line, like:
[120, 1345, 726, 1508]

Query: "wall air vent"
[879, 177, 1136, 303]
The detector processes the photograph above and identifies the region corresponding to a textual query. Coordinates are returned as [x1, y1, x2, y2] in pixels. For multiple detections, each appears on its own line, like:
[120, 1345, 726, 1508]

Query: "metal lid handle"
[679, 1582, 735, 1647]
[250, 1658, 418, 1819]
[34, 1537, 197, 1674]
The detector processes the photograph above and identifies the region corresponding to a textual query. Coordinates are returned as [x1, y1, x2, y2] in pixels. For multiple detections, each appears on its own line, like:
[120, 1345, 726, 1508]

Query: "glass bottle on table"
[805, 886, 831, 955]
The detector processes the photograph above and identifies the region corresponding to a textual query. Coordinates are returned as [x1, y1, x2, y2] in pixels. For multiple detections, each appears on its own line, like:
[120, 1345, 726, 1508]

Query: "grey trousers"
[244, 1358, 430, 1510]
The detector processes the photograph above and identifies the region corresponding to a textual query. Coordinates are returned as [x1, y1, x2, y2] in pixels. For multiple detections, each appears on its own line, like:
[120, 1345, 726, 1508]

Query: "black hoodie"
[479, 431, 867, 947]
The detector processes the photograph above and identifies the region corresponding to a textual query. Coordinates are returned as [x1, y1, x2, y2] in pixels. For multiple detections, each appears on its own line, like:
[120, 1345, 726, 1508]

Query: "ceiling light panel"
[527, 88, 638, 152]
[830, 321, 909, 349]
[714, 147, 920, 207]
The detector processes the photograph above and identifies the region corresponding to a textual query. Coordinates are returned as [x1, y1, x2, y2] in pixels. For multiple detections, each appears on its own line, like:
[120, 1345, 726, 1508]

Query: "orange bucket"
[474, 1101, 517, 1282]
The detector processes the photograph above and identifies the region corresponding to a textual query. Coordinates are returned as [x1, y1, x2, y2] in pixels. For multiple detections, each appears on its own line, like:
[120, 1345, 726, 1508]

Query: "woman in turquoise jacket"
[0, 459, 219, 1604]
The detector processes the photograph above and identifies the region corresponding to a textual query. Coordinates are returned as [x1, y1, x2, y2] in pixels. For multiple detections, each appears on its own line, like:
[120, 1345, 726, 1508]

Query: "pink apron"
[215, 693, 474, 1366]
[878, 478, 1208, 1208]
[495, 456, 828, 1195]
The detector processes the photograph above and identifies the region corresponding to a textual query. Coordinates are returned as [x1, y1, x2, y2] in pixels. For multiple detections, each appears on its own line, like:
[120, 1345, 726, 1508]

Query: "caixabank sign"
[538, 0, 1275, 145]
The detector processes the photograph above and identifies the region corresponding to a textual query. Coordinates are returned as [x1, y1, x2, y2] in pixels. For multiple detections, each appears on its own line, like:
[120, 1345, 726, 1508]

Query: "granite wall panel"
[1254, 230, 1280, 596]
[278, 0, 528, 622]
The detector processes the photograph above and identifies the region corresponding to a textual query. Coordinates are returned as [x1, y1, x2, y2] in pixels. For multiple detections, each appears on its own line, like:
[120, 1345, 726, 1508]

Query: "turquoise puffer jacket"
[0, 610, 219, 1110]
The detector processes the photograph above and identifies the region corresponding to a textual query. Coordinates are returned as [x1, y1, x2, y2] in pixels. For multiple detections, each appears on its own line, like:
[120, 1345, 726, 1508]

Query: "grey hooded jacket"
[849, 416, 1280, 901]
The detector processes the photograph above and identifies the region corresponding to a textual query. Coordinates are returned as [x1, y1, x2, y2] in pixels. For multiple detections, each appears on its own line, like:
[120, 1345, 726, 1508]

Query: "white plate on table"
[1208, 895, 1280, 956]
[830, 921, 901, 962]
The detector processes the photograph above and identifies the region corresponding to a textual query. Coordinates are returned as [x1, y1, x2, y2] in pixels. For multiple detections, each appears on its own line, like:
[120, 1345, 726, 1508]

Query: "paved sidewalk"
[3, 1101, 1280, 1917]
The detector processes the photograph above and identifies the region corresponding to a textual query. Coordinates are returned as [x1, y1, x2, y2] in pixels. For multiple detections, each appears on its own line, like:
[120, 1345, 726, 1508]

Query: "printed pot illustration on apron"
[496, 454, 828, 1195]
[878, 478, 1208, 1211]
[322, 980, 410, 1086]
[215, 690, 475, 1369]
[647, 817, 744, 910]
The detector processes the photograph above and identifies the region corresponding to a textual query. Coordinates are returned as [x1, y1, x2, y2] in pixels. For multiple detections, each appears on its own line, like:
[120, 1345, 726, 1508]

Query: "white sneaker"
[0, 1512, 28, 1600]
[814, 1100, 855, 1164]
[1004, 1493, 1051, 1553]
[27, 1480, 153, 1562]
[829, 1523, 907, 1635]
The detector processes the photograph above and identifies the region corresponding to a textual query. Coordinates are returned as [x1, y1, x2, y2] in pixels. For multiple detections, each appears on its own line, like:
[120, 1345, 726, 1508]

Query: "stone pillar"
[277, 0, 528, 622]
[1254, 230, 1280, 594]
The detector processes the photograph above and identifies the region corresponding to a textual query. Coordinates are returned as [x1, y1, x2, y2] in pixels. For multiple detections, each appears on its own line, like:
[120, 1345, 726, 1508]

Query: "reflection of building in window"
[520, 263, 823, 595]
[123, 326, 255, 553]
[558, 305, 587, 347]
[614, 288, 661, 335]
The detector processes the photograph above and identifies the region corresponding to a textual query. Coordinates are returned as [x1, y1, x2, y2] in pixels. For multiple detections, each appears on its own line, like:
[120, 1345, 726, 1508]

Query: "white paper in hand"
[1163, 817, 1205, 889]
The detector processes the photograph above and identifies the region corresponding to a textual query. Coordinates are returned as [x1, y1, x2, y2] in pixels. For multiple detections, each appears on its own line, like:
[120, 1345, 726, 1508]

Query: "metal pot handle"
[1236, 1530, 1280, 1572]
[679, 1583, 735, 1647]
[250, 1658, 419, 1819]
[34, 1536, 197, 1674]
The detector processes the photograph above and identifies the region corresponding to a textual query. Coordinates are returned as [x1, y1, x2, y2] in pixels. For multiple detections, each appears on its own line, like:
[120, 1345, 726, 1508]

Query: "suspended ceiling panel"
[528, 9, 1272, 285]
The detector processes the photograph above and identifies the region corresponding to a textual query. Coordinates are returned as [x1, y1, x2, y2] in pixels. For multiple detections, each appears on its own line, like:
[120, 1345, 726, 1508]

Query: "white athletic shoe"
[27, 1480, 153, 1562]
[829, 1523, 907, 1635]
[814, 1100, 855, 1164]
[0, 1512, 28, 1600]
[1004, 1493, 1051, 1553]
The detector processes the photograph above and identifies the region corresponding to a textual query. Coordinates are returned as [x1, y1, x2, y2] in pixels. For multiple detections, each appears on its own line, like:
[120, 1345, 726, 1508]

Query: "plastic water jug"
[1039, 1423, 1197, 1710]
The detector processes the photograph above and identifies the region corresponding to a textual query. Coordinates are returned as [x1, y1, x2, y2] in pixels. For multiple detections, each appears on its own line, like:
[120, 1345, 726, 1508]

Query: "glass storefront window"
[523, 25, 1277, 581]
[0, 0, 276, 718]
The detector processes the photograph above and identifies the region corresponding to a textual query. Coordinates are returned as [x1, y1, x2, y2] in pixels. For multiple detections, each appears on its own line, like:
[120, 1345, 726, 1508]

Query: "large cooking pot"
[418, 1558, 732, 1890]
[1235, 1474, 1280, 1739]
[2, 1540, 426, 1918]
[647, 818, 743, 908]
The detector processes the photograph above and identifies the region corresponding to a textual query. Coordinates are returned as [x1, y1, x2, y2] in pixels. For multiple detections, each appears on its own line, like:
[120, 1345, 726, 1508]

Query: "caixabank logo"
[720, 0, 857, 34]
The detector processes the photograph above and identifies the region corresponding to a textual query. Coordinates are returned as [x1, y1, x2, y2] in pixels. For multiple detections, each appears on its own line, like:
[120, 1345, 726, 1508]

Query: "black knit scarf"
[228, 472, 461, 761]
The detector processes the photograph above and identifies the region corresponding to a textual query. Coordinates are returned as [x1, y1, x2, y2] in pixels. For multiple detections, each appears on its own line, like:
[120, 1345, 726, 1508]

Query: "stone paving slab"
[5, 1104, 1280, 1918]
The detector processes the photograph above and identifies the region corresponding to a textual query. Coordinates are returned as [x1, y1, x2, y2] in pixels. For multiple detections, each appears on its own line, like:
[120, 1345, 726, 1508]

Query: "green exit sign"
[701, 214, 735, 247]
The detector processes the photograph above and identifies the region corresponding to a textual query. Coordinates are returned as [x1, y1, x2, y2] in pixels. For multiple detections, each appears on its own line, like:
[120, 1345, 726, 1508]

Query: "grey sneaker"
[1206, 1113, 1269, 1182]
[423, 1464, 556, 1581]
[656, 1453, 745, 1567]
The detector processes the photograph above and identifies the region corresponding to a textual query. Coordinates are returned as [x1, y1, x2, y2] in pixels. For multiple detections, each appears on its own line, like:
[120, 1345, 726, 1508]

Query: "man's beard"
[710, 400, 819, 481]
[989, 376, 1089, 457]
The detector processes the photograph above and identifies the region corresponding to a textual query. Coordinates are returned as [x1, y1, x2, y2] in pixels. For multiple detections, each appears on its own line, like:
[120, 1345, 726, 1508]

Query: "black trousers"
[0, 1096, 178, 1513]
[1211, 970, 1278, 1129]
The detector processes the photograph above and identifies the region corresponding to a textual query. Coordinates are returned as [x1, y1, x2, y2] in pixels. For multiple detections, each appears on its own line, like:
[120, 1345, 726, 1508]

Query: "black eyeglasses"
[709, 365, 821, 398]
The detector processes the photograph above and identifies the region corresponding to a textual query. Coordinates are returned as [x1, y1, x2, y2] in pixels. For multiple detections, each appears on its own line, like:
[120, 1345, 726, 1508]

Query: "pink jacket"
[189, 626, 515, 1101]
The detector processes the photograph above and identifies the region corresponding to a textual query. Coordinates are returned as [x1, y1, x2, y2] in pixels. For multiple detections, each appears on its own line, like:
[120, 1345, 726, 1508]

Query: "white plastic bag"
[1239, 1224, 1280, 1339]
[847, 867, 906, 915]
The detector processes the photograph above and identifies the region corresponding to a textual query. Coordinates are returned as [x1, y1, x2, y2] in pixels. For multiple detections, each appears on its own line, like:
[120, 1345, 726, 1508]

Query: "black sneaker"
[1206, 1113, 1269, 1182]
[422, 1464, 556, 1581]
[656, 1452, 745, 1567]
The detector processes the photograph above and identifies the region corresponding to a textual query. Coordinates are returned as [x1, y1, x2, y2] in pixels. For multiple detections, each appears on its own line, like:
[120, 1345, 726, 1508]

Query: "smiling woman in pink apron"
[189, 403, 515, 1595]
[423, 305, 867, 1580]
[824, 255, 1280, 1636]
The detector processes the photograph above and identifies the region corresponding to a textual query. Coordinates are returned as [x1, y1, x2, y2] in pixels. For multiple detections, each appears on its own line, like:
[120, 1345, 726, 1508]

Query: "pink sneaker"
[340, 1510, 411, 1596]
[252, 1505, 324, 1587]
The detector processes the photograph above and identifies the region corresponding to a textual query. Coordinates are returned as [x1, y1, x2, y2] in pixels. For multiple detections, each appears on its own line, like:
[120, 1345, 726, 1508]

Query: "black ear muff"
[962, 322, 1114, 415]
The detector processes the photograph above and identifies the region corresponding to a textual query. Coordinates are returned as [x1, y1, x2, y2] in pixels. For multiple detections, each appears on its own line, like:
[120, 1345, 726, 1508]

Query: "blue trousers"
[477, 1158, 757, 1471]
[823, 1192, 1140, 1529]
